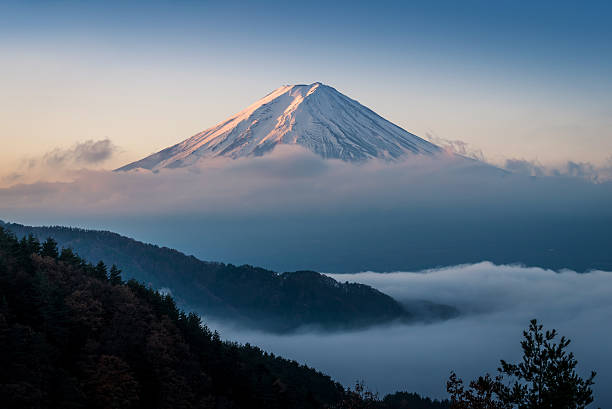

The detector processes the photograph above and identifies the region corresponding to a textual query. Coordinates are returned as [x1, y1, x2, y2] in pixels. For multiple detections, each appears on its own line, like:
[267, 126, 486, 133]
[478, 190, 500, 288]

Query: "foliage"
[382, 391, 450, 409]
[0, 226, 346, 408]
[447, 320, 597, 409]
[447, 372, 510, 409]
[497, 320, 596, 409]
[109, 264, 123, 285]
[333, 382, 450, 409]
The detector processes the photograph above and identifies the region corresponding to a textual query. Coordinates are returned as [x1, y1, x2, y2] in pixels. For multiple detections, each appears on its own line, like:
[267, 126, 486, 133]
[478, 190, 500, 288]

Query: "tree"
[41, 237, 59, 259]
[59, 247, 81, 265]
[109, 264, 122, 285]
[332, 381, 379, 409]
[93, 261, 108, 281]
[447, 372, 510, 409]
[448, 320, 597, 409]
[497, 319, 596, 409]
[25, 234, 41, 255]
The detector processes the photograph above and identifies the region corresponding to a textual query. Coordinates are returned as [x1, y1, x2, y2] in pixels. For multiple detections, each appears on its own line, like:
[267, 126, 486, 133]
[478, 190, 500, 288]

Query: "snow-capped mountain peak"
[117, 82, 441, 171]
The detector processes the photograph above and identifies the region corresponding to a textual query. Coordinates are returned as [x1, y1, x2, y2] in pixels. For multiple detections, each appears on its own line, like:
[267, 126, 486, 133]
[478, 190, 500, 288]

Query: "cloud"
[561, 160, 612, 182]
[503, 158, 612, 182]
[0, 146, 611, 274]
[210, 263, 612, 407]
[503, 158, 546, 177]
[40, 139, 118, 167]
[0, 147, 483, 213]
[1, 172, 24, 184]
[1, 139, 120, 188]
[424, 132, 612, 182]
[425, 133, 486, 161]
[327, 263, 612, 319]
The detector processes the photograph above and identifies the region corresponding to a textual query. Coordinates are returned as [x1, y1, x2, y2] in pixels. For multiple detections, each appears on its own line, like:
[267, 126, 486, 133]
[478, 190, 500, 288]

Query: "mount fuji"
[117, 82, 442, 171]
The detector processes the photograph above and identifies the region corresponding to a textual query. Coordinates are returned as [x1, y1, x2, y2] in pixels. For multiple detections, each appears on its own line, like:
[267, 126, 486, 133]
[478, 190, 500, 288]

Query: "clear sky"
[1, 0, 611, 177]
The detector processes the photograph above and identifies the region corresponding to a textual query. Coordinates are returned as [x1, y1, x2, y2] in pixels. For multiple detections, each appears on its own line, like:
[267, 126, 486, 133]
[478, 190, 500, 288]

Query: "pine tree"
[59, 248, 81, 265]
[93, 261, 108, 281]
[41, 237, 59, 259]
[448, 320, 597, 409]
[497, 319, 596, 409]
[447, 372, 509, 409]
[26, 234, 41, 255]
[109, 264, 122, 285]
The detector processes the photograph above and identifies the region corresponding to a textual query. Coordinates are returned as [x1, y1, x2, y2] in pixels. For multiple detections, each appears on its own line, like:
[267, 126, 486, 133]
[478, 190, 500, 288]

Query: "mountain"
[1, 221, 455, 332]
[0, 226, 450, 409]
[117, 82, 441, 170]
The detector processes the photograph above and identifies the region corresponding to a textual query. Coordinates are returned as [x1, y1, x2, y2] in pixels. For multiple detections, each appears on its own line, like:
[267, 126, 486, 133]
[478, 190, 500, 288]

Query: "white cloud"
[211, 263, 612, 406]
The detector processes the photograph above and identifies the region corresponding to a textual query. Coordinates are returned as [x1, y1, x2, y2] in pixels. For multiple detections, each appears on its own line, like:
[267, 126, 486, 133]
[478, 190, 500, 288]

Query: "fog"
[210, 263, 612, 406]
[1, 146, 611, 273]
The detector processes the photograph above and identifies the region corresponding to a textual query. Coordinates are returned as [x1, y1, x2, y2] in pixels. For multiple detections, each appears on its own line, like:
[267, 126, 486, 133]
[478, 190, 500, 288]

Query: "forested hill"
[0, 221, 416, 332]
[0, 226, 449, 409]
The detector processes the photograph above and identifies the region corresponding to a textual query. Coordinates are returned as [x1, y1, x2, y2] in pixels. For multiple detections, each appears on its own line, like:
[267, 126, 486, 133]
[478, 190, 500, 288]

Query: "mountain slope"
[1, 220, 440, 332]
[117, 82, 441, 170]
[0, 226, 344, 409]
[0, 225, 450, 409]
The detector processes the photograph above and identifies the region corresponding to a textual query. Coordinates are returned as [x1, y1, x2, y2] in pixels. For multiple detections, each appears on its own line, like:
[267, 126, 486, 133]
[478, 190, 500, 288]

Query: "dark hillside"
[1, 221, 416, 332]
[0, 226, 449, 409]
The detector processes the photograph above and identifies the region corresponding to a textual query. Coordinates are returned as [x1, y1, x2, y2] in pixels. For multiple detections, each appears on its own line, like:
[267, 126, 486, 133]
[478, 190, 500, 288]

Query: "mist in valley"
[211, 263, 612, 406]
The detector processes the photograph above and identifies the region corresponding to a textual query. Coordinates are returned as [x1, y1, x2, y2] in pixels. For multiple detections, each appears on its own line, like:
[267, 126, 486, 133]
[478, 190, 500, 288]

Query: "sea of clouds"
[212, 262, 612, 406]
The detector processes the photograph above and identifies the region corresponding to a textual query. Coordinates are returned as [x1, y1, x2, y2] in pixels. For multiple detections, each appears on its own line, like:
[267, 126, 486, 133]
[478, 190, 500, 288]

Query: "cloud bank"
[40, 139, 118, 167]
[503, 157, 612, 182]
[3, 139, 119, 186]
[424, 134, 612, 182]
[212, 263, 612, 406]
[0, 146, 611, 274]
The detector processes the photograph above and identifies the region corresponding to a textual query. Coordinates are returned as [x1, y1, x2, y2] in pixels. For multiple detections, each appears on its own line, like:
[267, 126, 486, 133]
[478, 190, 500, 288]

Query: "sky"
[1, 0, 612, 181]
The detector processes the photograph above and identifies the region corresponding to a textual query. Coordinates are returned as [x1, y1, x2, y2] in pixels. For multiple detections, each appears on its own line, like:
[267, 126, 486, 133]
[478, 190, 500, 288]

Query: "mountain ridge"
[0, 220, 456, 332]
[117, 82, 441, 171]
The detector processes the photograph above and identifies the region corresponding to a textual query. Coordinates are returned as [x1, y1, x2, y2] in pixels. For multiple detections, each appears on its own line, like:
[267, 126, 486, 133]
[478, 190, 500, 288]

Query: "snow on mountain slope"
[117, 82, 442, 171]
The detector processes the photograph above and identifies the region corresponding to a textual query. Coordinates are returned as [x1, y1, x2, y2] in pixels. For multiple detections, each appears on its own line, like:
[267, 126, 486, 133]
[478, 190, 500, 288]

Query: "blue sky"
[1, 0, 611, 175]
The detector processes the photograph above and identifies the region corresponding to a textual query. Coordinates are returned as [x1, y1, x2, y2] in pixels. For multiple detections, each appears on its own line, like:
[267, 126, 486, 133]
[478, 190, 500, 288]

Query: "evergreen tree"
[59, 247, 81, 265]
[25, 234, 40, 255]
[0, 227, 355, 409]
[447, 372, 509, 409]
[109, 264, 122, 285]
[93, 261, 108, 281]
[497, 319, 596, 409]
[448, 320, 597, 409]
[40, 237, 59, 259]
